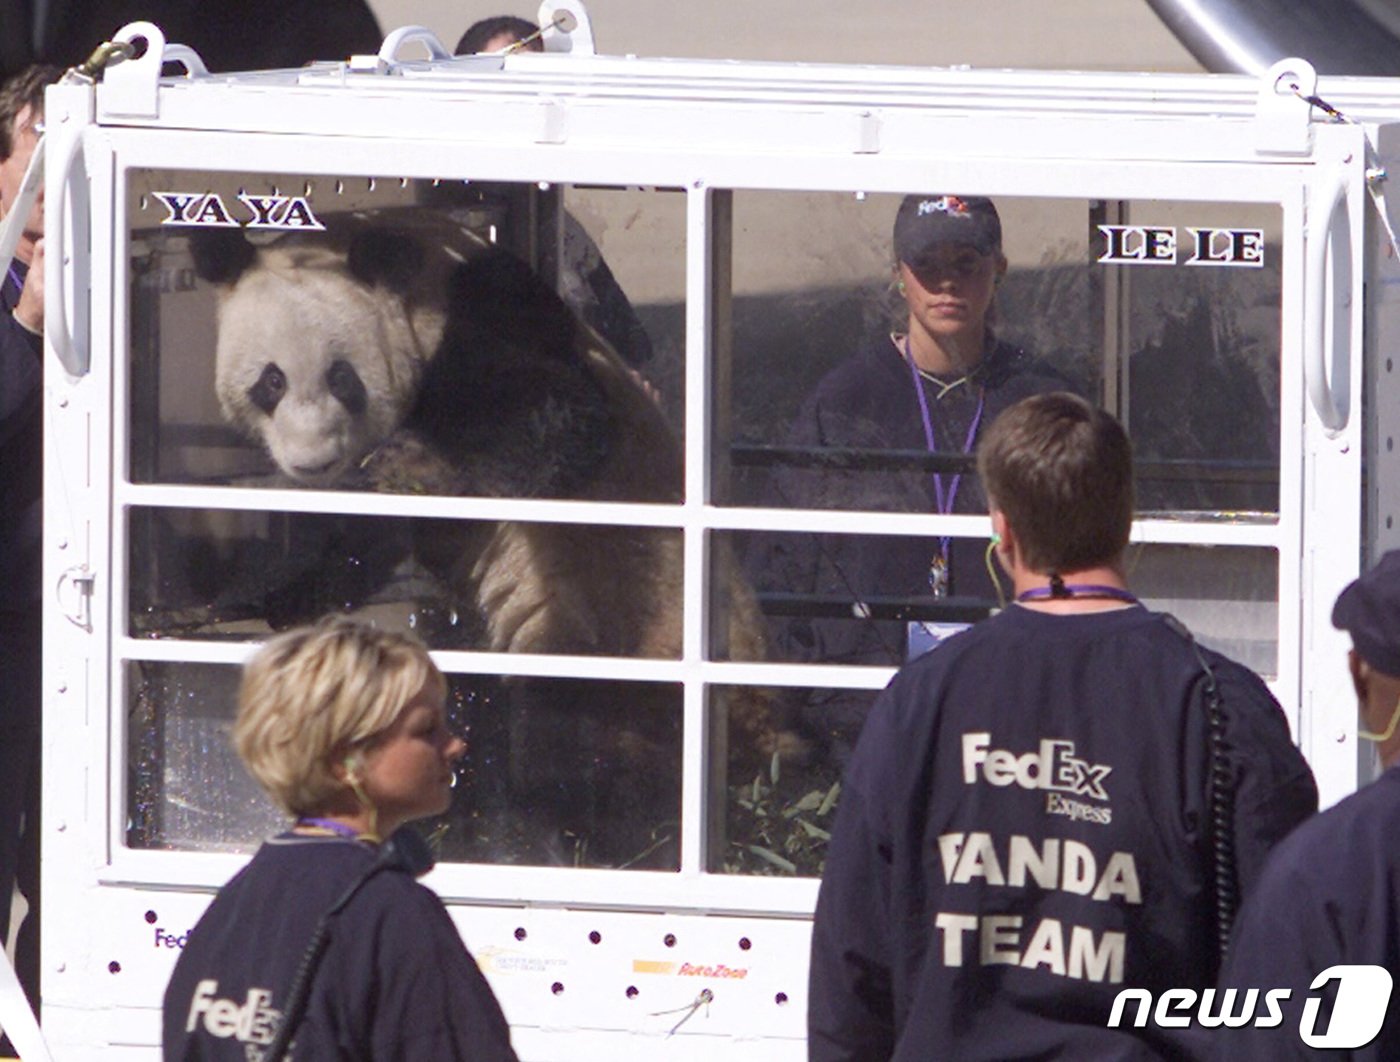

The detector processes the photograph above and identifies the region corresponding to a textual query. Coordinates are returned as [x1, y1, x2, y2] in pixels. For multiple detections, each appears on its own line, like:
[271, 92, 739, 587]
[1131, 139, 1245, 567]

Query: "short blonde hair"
[233, 617, 444, 816]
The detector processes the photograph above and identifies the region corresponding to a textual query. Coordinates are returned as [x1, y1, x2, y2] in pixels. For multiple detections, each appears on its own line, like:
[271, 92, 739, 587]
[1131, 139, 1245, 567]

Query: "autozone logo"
[962, 732, 1112, 801]
[632, 960, 749, 979]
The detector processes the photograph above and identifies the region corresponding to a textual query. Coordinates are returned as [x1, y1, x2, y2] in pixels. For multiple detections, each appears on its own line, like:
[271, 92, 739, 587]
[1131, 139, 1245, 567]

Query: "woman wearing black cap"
[893, 194, 1007, 392]
[754, 194, 1069, 763]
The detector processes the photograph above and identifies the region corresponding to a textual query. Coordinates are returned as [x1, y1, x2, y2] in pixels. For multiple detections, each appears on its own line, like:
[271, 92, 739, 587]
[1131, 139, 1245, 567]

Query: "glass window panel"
[1127, 544, 1279, 678]
[128, 507, 683, 658]
[128, 661, 682, 870]
[716, 530, 1278, 672]
[715, 529, 1003, 668]
[127, 662, 281, 852]
[126, 171, 684, 500]
[435, 675, 682, 871]
[722, 192, 1281, 520]
[709, 685, 847, 878]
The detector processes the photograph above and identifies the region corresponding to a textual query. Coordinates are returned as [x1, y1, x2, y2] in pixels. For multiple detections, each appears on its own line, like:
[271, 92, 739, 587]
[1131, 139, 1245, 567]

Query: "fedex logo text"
[962, 732, 1111, 801]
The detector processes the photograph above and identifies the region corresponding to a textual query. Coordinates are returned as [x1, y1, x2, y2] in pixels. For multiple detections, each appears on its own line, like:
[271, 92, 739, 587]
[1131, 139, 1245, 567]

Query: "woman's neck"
[903, 321, 986, 376]
[1012, 564, 1134, 614]
[295, 802, 386, 842]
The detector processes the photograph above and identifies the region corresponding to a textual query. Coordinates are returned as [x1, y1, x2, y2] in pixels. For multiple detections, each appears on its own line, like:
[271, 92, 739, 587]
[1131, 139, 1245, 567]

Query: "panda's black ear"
[346, 229, 426, 293]
[189, 229, 257, 285]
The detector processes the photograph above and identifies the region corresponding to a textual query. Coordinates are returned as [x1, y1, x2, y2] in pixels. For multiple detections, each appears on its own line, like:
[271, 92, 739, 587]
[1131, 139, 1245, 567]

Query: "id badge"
[928, 555, 950, 598]
[907, 620, 970, 661]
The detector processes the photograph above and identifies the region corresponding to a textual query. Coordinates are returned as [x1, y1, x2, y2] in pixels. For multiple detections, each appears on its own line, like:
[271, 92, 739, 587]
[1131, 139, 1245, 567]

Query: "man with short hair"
[1214, 552, 1400, 1059]
[0, 62, 57, 1016]
[455, 14, 544, 55]
[808, 392, 1317, 1060]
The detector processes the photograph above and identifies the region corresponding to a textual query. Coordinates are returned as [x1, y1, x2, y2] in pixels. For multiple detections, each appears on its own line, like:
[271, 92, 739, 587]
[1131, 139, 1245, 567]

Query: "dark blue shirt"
[0, 258, 43, 620]
[1215, 768, 1400, 1059]
[809, 604, 1317, 1061]
[163, 832, 517, 1061]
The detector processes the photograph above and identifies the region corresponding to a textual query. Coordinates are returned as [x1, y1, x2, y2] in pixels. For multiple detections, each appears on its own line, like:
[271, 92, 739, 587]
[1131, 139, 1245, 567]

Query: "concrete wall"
[364, 0, 1203, 72]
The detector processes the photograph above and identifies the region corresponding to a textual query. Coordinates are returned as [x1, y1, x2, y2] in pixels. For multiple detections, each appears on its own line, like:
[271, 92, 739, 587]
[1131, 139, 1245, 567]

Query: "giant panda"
[192, 214, 470, 487]
[192, 216, 781, 867]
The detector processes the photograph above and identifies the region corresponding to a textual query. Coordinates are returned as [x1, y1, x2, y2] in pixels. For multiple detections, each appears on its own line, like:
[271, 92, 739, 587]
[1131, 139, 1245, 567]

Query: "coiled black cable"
[1201, 658, 1237, 960]
[1164, 614, 1237, 966]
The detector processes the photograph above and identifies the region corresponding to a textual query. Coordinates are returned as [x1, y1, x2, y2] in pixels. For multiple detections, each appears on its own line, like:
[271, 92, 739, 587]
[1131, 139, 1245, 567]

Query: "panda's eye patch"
[248, 363, 287, 415]
[326, 358, 367, 416]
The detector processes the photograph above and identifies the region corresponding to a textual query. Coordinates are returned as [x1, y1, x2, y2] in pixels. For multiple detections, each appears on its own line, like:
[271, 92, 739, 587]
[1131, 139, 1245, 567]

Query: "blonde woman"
[162, 617, 516, 1061]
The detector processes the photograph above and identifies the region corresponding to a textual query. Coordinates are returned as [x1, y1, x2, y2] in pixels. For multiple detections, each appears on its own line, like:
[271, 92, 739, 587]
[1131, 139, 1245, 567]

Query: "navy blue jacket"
[0, 259, 43, 625]
[163, 833, 517, 1061]
[809, 604, 1317, 1061]
[1215, 768, 1400, 1059]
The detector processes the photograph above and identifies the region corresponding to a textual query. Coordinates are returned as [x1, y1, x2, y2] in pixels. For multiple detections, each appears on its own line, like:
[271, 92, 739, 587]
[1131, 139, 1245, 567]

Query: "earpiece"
[897, 280, 907, 293]
[990, 532, 1002, 546]
[343, 752, 364, 783]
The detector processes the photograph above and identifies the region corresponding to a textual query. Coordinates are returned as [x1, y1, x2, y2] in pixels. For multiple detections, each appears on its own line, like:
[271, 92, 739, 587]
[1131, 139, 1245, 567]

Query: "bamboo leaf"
[746, 844, 798, 874]
[796, 818, 831, 841]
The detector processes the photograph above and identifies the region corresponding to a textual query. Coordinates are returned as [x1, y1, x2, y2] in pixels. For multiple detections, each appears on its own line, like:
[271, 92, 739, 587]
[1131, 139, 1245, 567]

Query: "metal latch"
[56, 565, 95, 632]
[1255, 56, 1318, 157]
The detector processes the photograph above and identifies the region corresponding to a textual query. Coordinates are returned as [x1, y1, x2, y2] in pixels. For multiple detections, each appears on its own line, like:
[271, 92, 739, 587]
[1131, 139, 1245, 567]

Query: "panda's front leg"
[471, 523, 603, 655]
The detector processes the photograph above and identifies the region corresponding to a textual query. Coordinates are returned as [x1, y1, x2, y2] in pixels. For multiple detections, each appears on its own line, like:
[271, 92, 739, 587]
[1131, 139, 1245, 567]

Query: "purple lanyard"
[905, 337, 985, 562]
[295, 816, 364, 840]
[1017, 583, 1139, 604]
[6, 264, 22, 297]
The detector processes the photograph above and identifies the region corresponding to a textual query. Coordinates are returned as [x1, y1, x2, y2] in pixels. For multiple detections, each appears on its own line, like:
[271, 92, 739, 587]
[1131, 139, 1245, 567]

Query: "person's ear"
[990, 510, 1012, 555]
[333, 750, 365, 785]
[1350, 648, 1370, 705]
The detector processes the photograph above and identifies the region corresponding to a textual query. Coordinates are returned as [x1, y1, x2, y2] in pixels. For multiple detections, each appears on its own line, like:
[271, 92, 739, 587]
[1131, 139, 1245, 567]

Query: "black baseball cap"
[893, 194, 1002, 263]
[1333, 551, 1400, 676]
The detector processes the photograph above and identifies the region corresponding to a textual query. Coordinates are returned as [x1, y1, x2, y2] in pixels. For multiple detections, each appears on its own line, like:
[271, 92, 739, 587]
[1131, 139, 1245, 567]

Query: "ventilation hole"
[663, 933, 677, 948]
[1389, 515, 1395, 530]
[514, 927, 527, 941]
[775, 992, 789, 1006]
[589, 930, 602, 944]
[738, 937, 752, 951]
[626, 986, 639, 999]
[108, 961, 121, 974]
[1389, 358, 1395, 373]
[1389, 437, 1395, 453]
[144, 911, 157, 924]
[551, 982, 565, 995]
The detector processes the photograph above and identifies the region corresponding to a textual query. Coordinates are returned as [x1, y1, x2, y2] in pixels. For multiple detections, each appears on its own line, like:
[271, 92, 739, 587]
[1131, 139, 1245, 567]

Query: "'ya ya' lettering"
[152, 191, 325, 232]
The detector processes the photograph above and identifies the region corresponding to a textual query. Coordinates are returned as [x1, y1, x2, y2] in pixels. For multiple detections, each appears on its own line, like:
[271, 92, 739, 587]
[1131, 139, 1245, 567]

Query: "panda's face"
[213, 252, 426, 486]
